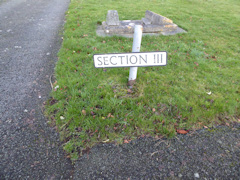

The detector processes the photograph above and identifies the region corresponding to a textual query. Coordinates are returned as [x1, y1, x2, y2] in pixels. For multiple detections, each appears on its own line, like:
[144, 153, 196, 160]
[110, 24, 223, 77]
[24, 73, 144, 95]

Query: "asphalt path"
[0, 0, 73, 179]
[74, 125, 240, 179]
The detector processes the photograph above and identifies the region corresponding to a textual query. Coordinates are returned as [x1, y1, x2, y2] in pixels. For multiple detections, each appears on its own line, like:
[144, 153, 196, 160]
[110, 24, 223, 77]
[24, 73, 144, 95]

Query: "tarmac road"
[74, 125, 240, 179]
[0, 0, 73, 179]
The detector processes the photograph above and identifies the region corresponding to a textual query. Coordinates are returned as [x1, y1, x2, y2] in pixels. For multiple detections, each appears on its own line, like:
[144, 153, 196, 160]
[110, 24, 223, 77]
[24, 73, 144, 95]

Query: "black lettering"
[139, 55, 147, 64]
[97, 56, 103, 65]
[118, 56, 125, 64]
[154, 54, 161, 64]
[110, 56, 117, 65]
[103, 56, 109, 65]
[129, 55, 138, 64]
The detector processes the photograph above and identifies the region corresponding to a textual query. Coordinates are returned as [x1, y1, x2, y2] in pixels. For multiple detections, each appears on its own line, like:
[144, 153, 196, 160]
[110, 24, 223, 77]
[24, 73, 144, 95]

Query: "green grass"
[45, 0, 240, 160]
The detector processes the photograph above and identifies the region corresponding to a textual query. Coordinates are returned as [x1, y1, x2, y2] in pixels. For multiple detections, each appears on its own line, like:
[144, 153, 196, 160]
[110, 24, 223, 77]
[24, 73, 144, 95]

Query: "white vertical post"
[128, 25, 143, 86]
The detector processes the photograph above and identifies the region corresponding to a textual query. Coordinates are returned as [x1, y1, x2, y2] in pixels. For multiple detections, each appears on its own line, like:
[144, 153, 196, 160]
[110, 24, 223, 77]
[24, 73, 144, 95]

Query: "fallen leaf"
[127, 89, 132, 93]
[82, 110, 86, 116]
[107, 113, 114, 118]
[54, 85, 59, 91]
[176, 129, 189, 135]
[152, 108, 156, 112]
[204, 126, 208, 129]
[102, 139, 109, 143]
[123, 139, 130, 144]
[207, 91, 212, 95]
[194, 62, 199, 66]
[226, 123, 230, 126]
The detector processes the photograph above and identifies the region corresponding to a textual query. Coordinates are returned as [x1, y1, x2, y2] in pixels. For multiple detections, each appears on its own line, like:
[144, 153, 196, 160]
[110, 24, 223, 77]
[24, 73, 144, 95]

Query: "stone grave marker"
[106, 10, 120, 26]
[97, 10, 186, 37]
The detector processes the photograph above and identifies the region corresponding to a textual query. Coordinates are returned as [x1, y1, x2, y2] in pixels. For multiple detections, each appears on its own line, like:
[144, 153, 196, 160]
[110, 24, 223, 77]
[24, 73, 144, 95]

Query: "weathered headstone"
[106, 10, 120, 26]
[97, 10, 186, 37]
[144, 10, 173, 25]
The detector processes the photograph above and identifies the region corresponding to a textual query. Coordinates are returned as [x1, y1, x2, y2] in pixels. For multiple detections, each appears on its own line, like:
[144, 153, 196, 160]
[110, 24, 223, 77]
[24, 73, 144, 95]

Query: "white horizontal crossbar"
[93, 51, 167, 68]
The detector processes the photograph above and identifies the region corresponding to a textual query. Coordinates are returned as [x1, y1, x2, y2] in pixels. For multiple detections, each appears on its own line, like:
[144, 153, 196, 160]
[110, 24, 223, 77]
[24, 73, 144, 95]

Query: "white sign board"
[93, 52, 167, 68]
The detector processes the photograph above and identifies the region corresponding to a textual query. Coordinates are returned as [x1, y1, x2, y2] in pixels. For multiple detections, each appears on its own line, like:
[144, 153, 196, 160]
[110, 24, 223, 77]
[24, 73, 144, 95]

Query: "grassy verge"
[46, 0, 240, 160]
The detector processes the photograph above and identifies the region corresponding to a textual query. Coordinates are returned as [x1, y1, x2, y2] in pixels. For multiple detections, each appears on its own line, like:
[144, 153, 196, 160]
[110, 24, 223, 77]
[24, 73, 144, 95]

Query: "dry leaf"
[127, 89, 132, 93]
[102, 139, 109, 143]
[152, 108, 156, 112]
[82, 110, 86, 116]
[207, 91, 212, 95]
[176, 129, 189, 135]
[123, 139, 130, 144]
[107, 113, 114, 118]
[226, 123, 230, 126]
[204, 126, 208, 129]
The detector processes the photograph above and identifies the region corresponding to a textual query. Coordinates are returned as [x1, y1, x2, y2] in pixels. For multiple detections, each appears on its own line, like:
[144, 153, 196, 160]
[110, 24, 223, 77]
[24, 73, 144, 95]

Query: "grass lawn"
[45, 0, 240, 160]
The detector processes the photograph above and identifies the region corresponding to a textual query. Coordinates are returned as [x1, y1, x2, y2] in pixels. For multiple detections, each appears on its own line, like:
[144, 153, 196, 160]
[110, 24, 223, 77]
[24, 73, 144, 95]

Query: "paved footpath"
[0, 0, 73, 179]
[1, 0, 239, 180]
